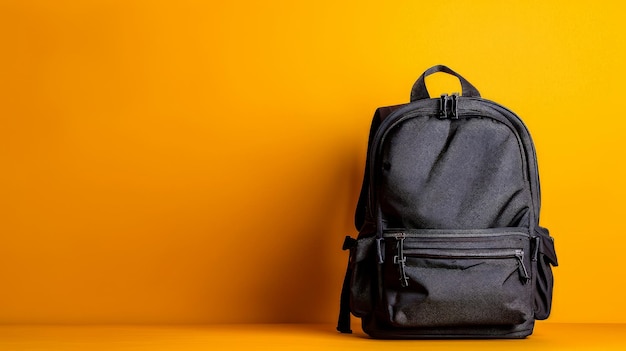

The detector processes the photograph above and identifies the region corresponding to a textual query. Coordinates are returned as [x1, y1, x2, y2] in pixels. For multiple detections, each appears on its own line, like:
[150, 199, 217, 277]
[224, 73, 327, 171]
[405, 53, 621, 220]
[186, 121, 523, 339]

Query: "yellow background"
[1, 0, 624, 324]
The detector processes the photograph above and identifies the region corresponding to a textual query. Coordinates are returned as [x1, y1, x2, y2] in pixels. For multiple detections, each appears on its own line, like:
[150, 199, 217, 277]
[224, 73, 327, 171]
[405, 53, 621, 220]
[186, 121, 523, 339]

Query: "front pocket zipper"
[390, 233, 530, 287]
[381, 229, 534, 328]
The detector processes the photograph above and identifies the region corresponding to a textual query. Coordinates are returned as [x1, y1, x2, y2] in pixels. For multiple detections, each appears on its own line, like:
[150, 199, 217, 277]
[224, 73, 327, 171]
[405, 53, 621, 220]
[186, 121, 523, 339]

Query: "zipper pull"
[438, 94, 448, 119]
[515, 249, 531, 284]
[531, 236, 540, 262]
[393, 233, 409, 287]
[450, 92, 459, 119]
[376, 237, 385, 264]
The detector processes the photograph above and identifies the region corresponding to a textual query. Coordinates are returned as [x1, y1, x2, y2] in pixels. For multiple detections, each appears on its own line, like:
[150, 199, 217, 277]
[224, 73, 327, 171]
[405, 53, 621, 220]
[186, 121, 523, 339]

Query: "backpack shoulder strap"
[337, 236, 357, 333]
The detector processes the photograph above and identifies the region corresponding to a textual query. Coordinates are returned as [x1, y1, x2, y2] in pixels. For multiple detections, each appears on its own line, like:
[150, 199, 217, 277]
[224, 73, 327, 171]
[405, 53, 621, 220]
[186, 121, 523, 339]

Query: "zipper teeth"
[383, 232, 528, 239]
[400, 248, 531, 283]
[403, 249, 522, 259]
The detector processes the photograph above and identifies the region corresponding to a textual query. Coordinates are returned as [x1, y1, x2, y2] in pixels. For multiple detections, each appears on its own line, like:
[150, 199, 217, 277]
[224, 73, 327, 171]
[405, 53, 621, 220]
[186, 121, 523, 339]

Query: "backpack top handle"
[410, 65, 481, 101]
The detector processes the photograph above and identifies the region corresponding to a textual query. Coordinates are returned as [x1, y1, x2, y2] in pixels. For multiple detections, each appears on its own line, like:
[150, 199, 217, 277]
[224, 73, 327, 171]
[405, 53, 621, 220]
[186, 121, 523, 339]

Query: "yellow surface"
[0, 324, 625, 351]
[1, 0, 626, 324]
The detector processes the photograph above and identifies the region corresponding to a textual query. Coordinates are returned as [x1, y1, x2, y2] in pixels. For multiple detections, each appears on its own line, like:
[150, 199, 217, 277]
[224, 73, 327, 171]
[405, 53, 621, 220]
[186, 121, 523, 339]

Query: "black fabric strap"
[337, 262, 353, 333]
[410, 65, 481, 102]
[536, 226, 558, 266]
[337, 236, 357, 333]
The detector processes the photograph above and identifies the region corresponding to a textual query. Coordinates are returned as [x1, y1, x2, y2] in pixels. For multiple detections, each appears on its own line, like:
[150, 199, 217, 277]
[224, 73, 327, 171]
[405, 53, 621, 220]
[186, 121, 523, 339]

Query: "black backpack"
[337, 65, 558, 338]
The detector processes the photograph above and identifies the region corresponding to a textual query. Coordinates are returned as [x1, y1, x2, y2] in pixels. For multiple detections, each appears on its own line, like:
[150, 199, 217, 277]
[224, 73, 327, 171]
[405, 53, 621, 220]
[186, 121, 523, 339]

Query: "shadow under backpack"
[337, 65, 558, 339]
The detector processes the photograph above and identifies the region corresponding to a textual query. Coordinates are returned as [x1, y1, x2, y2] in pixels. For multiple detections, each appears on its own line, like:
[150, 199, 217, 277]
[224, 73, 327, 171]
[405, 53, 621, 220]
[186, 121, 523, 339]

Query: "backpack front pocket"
[381, 229, 533, 328]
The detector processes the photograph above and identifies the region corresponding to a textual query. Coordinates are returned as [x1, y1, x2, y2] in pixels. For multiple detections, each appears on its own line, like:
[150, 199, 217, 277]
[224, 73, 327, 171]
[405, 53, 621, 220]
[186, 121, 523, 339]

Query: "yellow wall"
[1, 0, 625, 324]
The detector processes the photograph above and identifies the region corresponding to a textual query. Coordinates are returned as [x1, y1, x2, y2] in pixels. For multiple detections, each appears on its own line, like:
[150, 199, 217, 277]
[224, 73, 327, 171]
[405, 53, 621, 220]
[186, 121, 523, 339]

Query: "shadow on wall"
[255, 148, 363, 323]
[201, 130, 365, 323]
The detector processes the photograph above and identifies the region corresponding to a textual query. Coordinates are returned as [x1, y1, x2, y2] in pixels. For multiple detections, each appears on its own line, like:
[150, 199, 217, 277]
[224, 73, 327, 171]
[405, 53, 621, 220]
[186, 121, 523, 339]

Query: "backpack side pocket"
[533, 226, 558, 320]
[349, 236, 377, 317]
